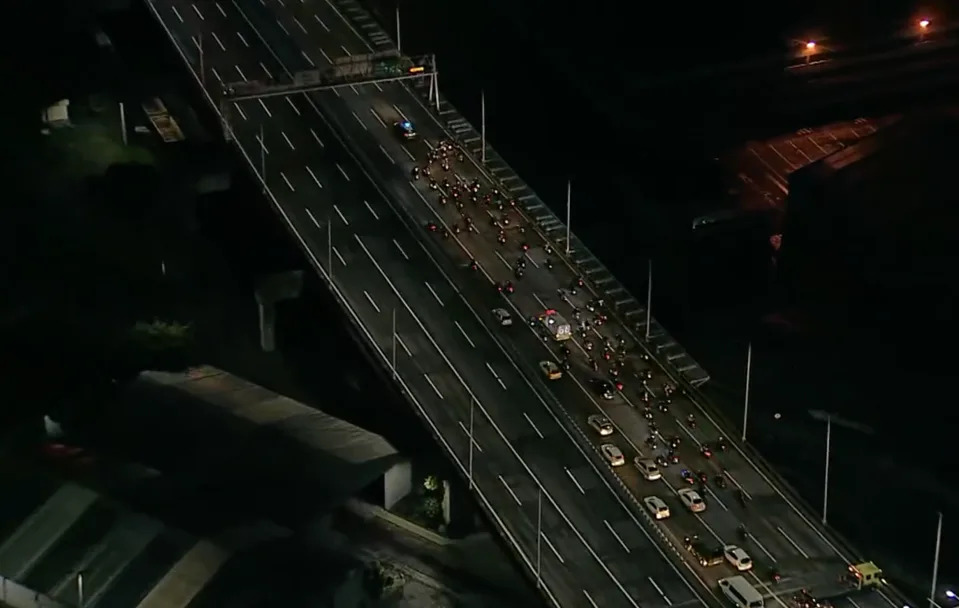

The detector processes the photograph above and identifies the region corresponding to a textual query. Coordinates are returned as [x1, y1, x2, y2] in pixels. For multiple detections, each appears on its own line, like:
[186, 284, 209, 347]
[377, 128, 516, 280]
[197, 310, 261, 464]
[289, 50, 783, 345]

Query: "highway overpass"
[143, 1, 916, 607]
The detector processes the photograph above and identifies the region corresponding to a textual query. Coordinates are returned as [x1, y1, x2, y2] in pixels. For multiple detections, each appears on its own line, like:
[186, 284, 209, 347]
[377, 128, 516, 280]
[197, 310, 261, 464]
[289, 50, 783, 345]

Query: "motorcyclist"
[737, 524, 748, 541]
[686, 413, 696, 428]
[411, 166, 420, 180]
[469, 260, 478, 271]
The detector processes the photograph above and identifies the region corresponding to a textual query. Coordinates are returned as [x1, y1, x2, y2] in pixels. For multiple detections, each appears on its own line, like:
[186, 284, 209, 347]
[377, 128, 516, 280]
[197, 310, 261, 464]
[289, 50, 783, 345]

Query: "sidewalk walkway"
[334, 500, 538, 605]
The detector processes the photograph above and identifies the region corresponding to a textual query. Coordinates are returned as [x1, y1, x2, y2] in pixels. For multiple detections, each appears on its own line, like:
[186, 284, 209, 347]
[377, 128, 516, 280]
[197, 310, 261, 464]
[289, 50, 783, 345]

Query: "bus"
[718, 576, 763, 608]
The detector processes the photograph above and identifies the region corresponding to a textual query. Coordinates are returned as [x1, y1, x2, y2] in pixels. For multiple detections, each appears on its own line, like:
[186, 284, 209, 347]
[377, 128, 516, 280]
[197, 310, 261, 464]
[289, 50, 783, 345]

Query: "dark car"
[592, 378, 616, 400]
[394, 120, 416, 140]
[684, 539, 724, 567]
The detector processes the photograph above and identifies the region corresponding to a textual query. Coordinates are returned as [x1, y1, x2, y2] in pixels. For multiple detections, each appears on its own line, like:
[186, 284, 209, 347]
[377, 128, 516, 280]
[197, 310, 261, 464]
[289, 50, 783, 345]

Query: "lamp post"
[741, 342, 753, 442]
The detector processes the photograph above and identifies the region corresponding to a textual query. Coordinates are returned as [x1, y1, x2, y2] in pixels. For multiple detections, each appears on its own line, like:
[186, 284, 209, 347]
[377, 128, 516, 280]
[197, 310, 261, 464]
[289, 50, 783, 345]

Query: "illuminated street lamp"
[919, 18, 931, 41]
[804, 40, 817, 63]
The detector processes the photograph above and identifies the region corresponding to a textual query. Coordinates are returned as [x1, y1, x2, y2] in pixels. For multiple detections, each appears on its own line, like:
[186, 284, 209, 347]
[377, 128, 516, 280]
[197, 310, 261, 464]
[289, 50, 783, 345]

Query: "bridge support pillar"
[254, 271, 304, 352]
[441, 479, 474, 535]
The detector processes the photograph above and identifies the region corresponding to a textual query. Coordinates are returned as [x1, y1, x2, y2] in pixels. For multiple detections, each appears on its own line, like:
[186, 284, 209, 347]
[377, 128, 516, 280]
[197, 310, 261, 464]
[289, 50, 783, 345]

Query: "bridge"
[143, 1, 915, 607]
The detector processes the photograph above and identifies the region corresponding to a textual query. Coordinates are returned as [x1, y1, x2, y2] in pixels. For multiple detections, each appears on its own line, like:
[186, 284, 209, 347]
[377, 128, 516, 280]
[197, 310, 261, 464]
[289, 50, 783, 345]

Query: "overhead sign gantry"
[221, 50, 437, 103]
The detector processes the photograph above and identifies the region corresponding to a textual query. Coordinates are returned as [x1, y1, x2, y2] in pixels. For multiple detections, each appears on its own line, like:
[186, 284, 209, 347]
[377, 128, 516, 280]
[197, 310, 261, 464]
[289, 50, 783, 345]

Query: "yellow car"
[539, 360, 562, 380]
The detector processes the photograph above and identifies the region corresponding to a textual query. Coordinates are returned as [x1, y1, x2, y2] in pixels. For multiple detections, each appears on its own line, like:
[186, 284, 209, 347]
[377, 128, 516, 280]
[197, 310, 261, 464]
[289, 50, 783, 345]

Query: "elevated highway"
[144, 1, 915, 607]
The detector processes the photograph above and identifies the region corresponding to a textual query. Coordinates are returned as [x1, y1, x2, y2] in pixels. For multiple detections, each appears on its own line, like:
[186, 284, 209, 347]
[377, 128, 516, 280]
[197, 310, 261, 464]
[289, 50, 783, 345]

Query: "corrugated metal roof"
[131, 366, 401, 508]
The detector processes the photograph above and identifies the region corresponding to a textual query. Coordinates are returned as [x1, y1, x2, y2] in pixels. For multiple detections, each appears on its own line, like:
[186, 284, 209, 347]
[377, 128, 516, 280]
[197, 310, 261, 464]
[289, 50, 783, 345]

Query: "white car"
[587, 414, 614, 436]
[492, 308, 512, 326]
[634, 457, 661, 481]
[677, 487, 706, 513]
[723, 545, 753, 571]
[643, 496, 671, 520]
[601, 443, 625, 467]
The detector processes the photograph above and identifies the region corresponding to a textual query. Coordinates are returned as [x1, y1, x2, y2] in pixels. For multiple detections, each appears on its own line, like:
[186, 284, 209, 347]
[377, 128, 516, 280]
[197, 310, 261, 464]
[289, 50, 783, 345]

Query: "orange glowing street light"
[805, 41, 817, 50]
[918, 18, 931, 40]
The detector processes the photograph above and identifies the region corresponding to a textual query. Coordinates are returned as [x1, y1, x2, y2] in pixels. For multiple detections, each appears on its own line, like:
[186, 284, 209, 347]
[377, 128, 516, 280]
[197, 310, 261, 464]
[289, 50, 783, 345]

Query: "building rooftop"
[121, 366, 403, 514]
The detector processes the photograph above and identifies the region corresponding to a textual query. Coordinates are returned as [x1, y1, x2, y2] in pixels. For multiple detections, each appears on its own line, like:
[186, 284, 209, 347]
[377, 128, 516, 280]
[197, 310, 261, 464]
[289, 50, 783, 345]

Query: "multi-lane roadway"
[147, 1, 912, 607]
[149, 1, 708, 606]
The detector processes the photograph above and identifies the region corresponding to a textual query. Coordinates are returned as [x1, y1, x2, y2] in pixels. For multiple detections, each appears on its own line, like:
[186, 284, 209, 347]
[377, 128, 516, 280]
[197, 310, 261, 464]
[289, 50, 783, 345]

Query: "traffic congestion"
[390, 115, 895, 608]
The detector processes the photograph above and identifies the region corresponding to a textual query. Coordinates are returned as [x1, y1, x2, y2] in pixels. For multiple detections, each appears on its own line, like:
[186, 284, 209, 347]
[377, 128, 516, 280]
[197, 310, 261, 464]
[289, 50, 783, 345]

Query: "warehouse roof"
[125, 366, 402, 512]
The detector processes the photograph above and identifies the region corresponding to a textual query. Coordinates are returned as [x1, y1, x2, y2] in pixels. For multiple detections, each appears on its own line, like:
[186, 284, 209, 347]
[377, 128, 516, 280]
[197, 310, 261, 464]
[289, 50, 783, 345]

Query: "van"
[718, 576, 764, 608]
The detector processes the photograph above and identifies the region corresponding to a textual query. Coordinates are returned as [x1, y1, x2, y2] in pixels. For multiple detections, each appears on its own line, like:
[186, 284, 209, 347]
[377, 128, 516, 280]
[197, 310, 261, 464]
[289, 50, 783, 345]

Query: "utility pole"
[468, 398, 475, 490]
[565, 180, 572, 255]
[433, 68, 440, 113]
[536, 487, 543, 588]
[391, 308, 397, 379]
[822, 414, 832, 525]
[929, 512, 943, 608]
[741, 342, 753, 442]
[644, 260, 653, 341]
[119, 101, 127, 146]
[480, 90, 486, 164]
[395, 5, 401, 54]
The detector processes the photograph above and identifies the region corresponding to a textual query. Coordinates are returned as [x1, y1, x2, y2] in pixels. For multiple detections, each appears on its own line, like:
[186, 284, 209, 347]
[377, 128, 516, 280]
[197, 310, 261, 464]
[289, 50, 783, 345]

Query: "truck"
[539, 309, 571, 341]
[798, 562, 886, 605]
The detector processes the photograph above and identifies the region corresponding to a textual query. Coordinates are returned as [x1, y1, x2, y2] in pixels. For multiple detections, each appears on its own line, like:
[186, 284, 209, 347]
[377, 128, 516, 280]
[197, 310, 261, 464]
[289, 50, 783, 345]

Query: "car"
[394, 119, 416, 140]
[678, 488, 706, 513]
[587, 414, 614, 436]
[685, 538, 725, 567]
[592, 378, 616, 400]
[600, 443, 625, 467]
[723, 545, 753, 571]
[643, 496, 671, 520]
[634, 457, 661, 481]
[492, 308, 512, 326]
[539, 360, 563, 380]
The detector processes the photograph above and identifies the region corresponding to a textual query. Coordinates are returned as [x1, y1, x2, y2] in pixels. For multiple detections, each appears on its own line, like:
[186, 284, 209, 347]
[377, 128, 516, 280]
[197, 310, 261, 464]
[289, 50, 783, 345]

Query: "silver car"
[587, 414, 614, 436]
[634, 457, 661, 481]
[601, 443, 625, 467]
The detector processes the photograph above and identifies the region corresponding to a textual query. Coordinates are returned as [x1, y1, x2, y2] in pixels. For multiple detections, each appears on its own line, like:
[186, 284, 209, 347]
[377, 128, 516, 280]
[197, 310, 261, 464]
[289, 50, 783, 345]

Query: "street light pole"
[930, 512, 943, 608]
[198, 34, 205, 86]
[480, 90, 486, 164]
[119, 101, 128, 146]
[259, 124, 266, 181]
[742, 342, 753, 442]
[644, 260, 653, 341]
[77, 571, 84, 608]
[433, 67, 440, 113]
[391, 308, 397, 379]
[822, 414, 832, 525]
[536, 487, 542, 588]
[468, 398, 475, 490]
[565, 180, 572, 255]
[395, 5, 401, 54]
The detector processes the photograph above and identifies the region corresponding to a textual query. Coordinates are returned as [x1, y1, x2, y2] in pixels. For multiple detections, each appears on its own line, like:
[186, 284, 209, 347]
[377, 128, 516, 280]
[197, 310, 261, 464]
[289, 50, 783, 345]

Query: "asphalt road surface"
[148, 1, 707, 606]
[148, 1, 912, 607]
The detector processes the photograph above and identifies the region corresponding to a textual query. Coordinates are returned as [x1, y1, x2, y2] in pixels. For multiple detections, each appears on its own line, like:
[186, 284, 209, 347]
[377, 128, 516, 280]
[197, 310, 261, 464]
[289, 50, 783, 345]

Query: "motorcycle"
[715, 475, 727, 489]
[737, 525, 748, 542]
[680, 469, 696, 485]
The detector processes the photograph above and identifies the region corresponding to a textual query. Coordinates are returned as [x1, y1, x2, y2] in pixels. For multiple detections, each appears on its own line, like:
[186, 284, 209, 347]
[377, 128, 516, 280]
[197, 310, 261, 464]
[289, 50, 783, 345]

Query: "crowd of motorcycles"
[409, 138, 786, 585]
